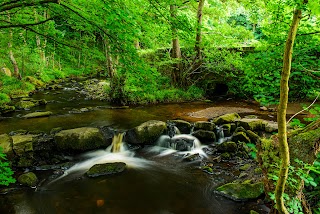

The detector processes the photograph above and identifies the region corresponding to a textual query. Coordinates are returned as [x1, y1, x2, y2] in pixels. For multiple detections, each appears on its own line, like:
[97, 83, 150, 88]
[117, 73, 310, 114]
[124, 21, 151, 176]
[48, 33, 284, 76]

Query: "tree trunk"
[7, 13, 21, 79]
[134, 40, 140, 49]
[170, 4, 181, 85]
[104, 39, 115, 79]
[275, 7, 303, 214]
[195, 0, 205, 61]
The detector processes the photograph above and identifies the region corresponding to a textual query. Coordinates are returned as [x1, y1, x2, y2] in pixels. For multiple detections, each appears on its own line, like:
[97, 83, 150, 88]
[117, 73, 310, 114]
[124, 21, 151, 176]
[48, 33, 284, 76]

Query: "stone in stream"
[18, 172, 38, 187]
[191, 130, 216, 144]
[167, 119, 192, 134]
[216, 141, 237, 153]
[0, 134, 13, 154]
[22, 111, 53, 119]
[86, 162, 126, 177]
[193, 121, 215, 132]
[232, 132, 251, 144]
[125, 120, 167, 144]
[238, 118, 267, 131]
[215, 181, 264, 201]
[213, 113, 241, 125]
[54, 127, 106, 151]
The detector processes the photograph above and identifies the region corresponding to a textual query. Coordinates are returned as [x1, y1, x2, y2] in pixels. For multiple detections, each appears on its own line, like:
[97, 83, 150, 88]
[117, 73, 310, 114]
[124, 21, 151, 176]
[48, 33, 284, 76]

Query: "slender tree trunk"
[195, 0, 205, 61]
[275, 6, 303, 214]
[170, 4, 181, 85]
[34, 9, 47, 64]
[104, 39, 115, 79]
[7, 13, 21, 79]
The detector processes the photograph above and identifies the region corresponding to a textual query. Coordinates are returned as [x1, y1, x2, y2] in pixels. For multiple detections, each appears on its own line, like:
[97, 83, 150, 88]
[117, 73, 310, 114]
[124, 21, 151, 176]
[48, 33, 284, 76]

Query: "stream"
[0, 79, 285, 214]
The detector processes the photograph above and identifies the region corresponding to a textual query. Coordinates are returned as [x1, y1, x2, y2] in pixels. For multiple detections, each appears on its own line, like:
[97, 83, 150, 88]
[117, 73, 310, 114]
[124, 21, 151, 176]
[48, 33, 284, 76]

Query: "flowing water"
[0, 79, 278, 213]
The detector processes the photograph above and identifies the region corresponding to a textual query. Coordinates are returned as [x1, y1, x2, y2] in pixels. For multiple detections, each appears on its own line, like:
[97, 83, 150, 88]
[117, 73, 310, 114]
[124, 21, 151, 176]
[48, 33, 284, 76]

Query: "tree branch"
[297, 31, 320, 36]
[0, 17, 55, 29]
[0, 0, 60, 13]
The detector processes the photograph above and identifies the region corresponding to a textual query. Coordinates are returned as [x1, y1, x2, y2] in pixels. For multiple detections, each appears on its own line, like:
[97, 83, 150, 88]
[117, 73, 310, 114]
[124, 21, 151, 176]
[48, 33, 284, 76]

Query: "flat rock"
[86, 162, 126, 177]
[22, 111, 53, 119]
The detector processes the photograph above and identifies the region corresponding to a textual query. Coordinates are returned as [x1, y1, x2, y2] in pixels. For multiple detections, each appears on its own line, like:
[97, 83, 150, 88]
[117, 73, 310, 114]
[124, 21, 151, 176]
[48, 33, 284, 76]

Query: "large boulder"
[12, 134, 34, 155]
[0, 134, 13, 154]
[54, 127, 105, 151]
[22, 111, 52, 119]
[15, 98, 47, 109]
[25, 76, 45, 88]
[167, 120, 191, 134]
[217, 141, 237, 153]
[232, 132, 251, 144]
[215, 181, 264, 201]
[126, 120, 167, 144]
[18, 172, 38, 187]
[238, 119, 267, 131]
[192, 130, 216, 144]
[86, 162, 126, 177]
[193, 121, 215, 132]
[213, 113, 241, 125]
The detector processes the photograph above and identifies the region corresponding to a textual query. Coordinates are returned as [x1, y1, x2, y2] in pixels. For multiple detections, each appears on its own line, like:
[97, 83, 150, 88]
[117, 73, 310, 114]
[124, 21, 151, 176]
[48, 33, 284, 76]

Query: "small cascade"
[216, 125, 232, 144]
[216, 125, 225, 144]
[51, 132, 153, 183]
[107, 132, 125, 153]
[167, 122, 181, 138]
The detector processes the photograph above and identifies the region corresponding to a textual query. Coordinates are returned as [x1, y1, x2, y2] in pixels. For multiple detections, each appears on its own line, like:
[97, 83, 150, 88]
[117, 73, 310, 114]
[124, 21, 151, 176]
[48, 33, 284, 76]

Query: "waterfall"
[107, 132, 125, 153]
[216, 125, 225, 144]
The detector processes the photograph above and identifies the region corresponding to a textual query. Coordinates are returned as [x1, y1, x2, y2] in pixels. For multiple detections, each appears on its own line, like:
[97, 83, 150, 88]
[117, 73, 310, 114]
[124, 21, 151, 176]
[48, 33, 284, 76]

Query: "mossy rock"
[183, 153, 201, 162]
[12, 134, 34, 155]
[86, 162, 126, 177]
[221, 124, 232, 137]
[239, 164, 252, 171]
[126, 120, 167, 144]
[213, 113, 241, 125]
[221, 152, 231, 159]
[167, 119, 191, 134]
[232, 132, 251, 144]
[0, 134, 13, 154]
[25, 76, 45, 88]
[50, 127, 63, 135]
[217, 141, 237, 152]
[193, 121, 215, 132]
[246, 130, 260, 144]
[216, 181, 264, 201]
[22, 111, 53, 119]
[18, 172, 38, 187]
[265, 121, 278, 133]
[15, 101, 36, 109]
[54, 127, 106, 151]
[17, 156, 34, 167]
[238, 119, 267, 131]
[192, 130, 216, 144]
[0, 104, 15, 113]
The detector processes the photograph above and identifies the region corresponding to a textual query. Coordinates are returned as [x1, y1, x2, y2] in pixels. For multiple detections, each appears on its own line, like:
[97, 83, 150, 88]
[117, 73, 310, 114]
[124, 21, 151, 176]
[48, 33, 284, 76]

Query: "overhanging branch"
[0, 17, 55, 29]
[0, 0, 60, 13]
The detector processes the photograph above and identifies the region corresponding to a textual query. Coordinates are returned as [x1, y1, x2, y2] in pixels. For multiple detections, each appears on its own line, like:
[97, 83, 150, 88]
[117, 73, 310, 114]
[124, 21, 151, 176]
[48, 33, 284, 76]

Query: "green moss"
[239, 164, 252, 171]
[238, 119, 267, 131]
[192, 130, 216, 143]
[216, 182, 264, 201]
[22, 111, 52, 119]
[232, 132, 251, 144]
[193, 121, 215, 132]
[18, 172, 38, 187]
[54, 127, 105, 151]
[217, 141, 237, 152]
[213, 113, 241, 125]
[86, 162, 126, 177]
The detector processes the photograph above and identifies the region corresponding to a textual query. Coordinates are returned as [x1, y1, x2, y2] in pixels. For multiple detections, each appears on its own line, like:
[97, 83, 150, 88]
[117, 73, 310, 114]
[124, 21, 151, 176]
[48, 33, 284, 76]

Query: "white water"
[152, 134, 208, 158]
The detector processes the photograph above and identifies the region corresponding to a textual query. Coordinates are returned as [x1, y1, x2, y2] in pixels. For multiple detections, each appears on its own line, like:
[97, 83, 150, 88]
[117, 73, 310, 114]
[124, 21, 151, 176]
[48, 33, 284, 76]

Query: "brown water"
[2, 80, 310, 214]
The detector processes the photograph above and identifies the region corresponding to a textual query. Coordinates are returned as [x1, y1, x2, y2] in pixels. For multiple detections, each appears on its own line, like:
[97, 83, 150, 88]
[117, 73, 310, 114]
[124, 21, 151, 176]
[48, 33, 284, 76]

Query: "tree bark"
[104, 39, 115, 79]
[195, 0, 205, 61]
[170, 4, 181, 85]
[7, 13, 21, 79]
[275, 7, 303, 214]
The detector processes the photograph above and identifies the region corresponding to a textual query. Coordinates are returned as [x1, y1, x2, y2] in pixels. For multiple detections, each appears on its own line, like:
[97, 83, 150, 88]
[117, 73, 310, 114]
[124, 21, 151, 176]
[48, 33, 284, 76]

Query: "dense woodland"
[0, 0, 320, 214]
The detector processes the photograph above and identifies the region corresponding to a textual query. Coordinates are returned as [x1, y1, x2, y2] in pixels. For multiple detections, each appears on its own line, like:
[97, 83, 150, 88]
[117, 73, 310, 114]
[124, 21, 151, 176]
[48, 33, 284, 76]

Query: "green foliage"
[0, 93, 11, 105]
[304, 104, 320, 122]
[246, 143, 257, 159]
[0, 147, 15, 186]
[289, 118, 306, 129]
